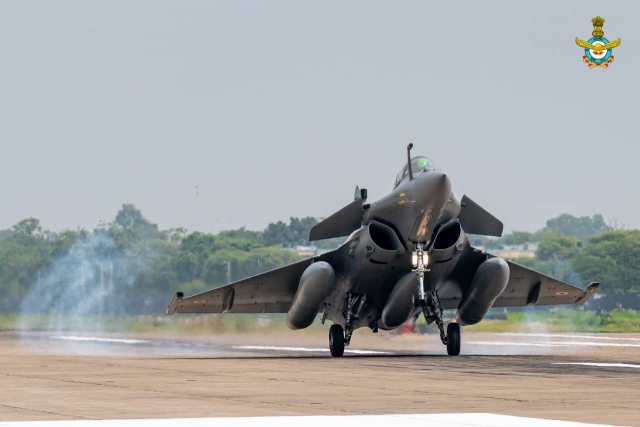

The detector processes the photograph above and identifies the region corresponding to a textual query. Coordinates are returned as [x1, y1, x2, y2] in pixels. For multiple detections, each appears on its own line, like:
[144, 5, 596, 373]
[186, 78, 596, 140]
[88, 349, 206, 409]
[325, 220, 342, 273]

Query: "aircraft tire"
[446, 323, 461, 356]
[329, 324, 345, 357]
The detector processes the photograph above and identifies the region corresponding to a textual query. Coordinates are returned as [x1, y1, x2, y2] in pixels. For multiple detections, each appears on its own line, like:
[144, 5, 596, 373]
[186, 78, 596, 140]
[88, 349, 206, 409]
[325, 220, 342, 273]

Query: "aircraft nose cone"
[407, 170, 452, 242]
[420, 170, 451, 196]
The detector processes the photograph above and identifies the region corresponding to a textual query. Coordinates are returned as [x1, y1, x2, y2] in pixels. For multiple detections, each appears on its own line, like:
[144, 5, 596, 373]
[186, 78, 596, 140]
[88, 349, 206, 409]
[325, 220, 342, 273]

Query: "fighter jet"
[166, 145, 599, 356]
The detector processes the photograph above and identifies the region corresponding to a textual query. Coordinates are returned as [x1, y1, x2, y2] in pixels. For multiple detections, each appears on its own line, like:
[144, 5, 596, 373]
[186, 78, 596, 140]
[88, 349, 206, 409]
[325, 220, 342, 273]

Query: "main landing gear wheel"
[420, 290, 457, 355]
[329, 324, 345, 357]
[446, 323, 461, 356]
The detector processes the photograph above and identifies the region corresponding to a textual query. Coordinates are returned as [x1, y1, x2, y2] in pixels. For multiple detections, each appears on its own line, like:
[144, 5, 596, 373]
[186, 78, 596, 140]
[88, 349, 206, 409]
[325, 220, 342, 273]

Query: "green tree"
[217, 227, 264, 246]
[162, 227, 188, 244]
[288, 217, 319, 246]
[542, 214, 608, 240]
[113, 204, 160, 240]
[571, 230, 640, 293]
[536, 233, 580, 261]
[0, 218, 53, 297]
[512, 233, 583, 285]
[12, 218, 43, 238]
[263, 221, 293, 247]
[0, 229, 11, 243]
[501, 231, 536, 245]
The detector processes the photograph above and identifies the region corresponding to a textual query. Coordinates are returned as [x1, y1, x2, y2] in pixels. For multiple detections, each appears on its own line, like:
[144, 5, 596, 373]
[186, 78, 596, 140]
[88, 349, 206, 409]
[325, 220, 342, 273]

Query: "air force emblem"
[575, 16, 620, 69]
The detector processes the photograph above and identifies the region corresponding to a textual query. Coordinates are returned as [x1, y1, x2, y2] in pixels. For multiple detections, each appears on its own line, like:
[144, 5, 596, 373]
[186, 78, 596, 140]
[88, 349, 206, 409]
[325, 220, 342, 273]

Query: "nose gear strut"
[411, 242, 450, 346]
[412, 242, 430, 301]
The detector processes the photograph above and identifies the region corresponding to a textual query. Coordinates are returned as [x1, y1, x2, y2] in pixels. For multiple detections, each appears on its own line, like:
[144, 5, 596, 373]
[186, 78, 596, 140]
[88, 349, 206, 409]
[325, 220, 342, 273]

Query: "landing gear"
[343, 292, 366, 347]
[329, 292, 368, 356]
[329, 324, 345, 357]
[413, 241, 461, 356]
[420, 290, 461, 356]
[412, 242, 429, 300]
[446, 323, 461, 356]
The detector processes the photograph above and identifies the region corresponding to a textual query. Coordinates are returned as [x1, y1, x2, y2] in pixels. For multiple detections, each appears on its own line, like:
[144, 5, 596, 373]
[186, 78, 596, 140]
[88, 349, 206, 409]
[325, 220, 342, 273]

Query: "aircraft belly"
[321, 242, 408, 330]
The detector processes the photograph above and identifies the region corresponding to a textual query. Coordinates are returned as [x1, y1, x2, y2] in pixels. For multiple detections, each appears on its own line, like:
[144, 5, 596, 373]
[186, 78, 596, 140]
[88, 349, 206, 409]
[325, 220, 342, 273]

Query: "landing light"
[412, 252, 428, 268]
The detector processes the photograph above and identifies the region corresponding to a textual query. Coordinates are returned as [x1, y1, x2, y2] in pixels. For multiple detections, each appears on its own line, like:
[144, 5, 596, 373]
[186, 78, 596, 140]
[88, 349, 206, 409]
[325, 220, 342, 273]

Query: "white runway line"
[0, 413, 623, 427]
[232, 345, 392, 355]
[466, 340, 640, 348]
[50, 336, 150, 344]
[496, 333, 640, 342]
[466, 341, 572, 348]
[554, 362, 640, 369]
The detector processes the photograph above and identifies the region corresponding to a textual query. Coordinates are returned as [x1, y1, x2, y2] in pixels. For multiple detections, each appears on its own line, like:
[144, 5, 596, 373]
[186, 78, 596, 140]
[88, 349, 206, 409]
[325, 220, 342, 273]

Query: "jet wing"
[166, 250, 337, 315]
[489, 257, 599, 308]
[438, 250, 598, 310]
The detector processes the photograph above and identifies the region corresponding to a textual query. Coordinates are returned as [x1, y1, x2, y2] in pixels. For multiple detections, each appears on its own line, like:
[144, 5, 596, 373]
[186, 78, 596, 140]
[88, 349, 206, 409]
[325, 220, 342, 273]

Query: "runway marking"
[554, 362, 640, 369]
[496, 333, 640, 342]
[467, 341, 571, 348]
[232, 345, 393, 355]
[0, 413, 621, 426]
[50, 336, 150, 344]
[467, 340, 640, 348]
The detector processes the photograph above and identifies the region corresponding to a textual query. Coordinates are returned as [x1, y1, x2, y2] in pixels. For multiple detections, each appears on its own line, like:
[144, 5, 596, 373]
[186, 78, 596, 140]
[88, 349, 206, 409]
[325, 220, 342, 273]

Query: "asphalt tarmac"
[1, 330, 639, 426]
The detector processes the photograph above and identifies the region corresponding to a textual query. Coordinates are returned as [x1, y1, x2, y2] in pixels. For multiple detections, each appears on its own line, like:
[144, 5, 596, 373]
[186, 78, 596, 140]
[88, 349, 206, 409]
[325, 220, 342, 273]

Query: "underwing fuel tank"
[286, 261, 335, 330]
[456, 258, 510, 326]
[380, 272, 417, 329]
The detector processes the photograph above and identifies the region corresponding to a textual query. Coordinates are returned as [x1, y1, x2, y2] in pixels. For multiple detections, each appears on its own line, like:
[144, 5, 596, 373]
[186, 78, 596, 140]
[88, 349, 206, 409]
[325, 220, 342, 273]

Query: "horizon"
[2, 205, 623, 238]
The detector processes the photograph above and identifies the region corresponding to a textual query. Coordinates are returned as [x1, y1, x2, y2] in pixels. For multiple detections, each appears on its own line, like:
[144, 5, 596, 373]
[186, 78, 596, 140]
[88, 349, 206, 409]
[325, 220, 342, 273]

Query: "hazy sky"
[1, 1, 638, 235]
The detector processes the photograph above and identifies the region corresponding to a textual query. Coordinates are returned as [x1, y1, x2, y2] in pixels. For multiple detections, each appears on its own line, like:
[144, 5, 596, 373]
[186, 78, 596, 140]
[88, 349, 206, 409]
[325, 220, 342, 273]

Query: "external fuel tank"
[456, 258, 510, 326]
[286, 261, 336, 330]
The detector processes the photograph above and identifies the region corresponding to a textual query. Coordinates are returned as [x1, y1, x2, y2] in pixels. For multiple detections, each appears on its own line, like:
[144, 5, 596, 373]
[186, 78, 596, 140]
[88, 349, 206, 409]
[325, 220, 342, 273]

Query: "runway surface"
[0, 330, 639, 426]
[0, 413, 626, 427]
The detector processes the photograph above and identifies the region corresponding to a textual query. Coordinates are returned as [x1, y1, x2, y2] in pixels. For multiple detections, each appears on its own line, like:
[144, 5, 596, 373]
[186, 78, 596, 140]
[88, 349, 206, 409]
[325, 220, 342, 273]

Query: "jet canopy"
[393, 156, 437, 189]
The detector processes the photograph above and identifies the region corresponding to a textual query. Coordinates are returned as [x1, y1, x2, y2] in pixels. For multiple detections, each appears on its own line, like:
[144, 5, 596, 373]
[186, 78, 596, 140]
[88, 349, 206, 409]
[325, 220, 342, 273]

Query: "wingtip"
[574, 282, 599, 306]
[166, 292, 184, 316]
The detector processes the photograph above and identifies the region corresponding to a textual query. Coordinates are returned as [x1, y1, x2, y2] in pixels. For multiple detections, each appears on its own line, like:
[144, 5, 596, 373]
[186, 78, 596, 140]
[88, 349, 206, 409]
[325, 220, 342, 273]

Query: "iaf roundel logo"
[584, 37, 612, 64]
[575, 16, 621, 69]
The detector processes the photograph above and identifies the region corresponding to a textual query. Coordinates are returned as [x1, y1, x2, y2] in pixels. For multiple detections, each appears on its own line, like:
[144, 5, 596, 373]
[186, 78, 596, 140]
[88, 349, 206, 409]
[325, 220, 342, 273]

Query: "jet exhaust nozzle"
[456, 257, 510, 326]
[286, 261, 336, 330]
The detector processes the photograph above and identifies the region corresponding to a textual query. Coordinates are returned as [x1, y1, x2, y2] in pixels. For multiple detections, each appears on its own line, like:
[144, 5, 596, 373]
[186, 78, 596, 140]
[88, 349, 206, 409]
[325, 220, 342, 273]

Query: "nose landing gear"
[412, 241, 461, 356]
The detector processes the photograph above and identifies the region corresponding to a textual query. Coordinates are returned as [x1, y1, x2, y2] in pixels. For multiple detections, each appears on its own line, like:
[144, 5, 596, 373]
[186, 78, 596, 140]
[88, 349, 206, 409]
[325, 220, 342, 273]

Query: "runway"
[0, 330, 638, 426]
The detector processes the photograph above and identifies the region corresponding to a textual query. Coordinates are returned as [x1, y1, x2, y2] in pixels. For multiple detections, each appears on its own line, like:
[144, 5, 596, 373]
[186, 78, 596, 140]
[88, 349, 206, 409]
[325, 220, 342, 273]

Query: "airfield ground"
[0, 331, 638, 426]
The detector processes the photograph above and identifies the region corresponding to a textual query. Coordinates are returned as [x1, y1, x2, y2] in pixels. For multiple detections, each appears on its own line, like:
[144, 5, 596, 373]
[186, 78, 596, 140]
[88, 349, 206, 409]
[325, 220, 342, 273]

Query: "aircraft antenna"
[406, 143, 414, 181]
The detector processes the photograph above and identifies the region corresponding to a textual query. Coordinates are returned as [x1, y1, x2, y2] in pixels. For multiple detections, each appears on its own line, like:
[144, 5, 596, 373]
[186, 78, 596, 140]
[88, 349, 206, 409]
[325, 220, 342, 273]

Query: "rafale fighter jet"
[166, 145, 599, 356]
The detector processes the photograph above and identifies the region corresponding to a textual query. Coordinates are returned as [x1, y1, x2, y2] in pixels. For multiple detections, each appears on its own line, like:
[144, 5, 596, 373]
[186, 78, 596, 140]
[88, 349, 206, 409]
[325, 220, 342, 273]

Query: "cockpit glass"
[410, 157, 433, 173]
[393, 156, 437, 189]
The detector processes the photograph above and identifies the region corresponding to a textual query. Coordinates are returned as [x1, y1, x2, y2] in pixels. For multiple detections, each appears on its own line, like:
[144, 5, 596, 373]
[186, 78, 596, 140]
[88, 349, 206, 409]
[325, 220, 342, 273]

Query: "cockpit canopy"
[393, 156, 437, 189]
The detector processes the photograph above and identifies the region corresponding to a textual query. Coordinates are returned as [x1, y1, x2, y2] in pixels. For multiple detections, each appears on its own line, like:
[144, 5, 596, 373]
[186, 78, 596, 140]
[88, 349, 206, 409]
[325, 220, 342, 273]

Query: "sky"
[0, 1, 638, 235]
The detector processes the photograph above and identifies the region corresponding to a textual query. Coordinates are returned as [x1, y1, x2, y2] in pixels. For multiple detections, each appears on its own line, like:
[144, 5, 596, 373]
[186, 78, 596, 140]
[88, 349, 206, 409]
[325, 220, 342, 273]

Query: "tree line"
[0, 206, 638, 315]
[0, 205, 338, 307]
